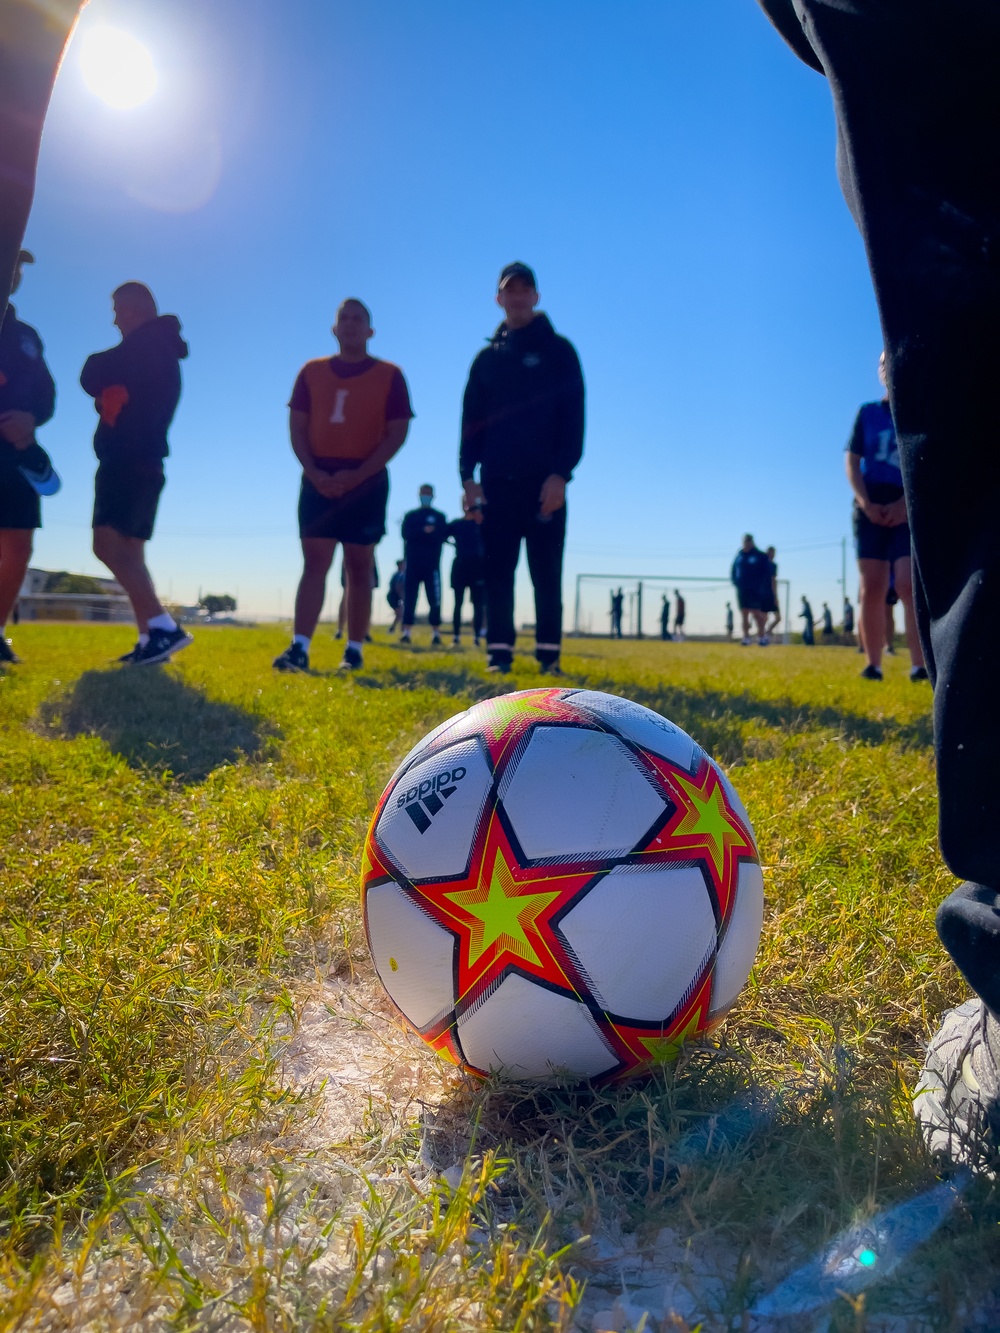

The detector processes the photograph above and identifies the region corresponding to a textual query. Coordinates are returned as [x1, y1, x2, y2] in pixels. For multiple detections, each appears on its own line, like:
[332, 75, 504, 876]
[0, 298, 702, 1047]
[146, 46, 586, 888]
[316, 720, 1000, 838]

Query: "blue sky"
[19, 0, 882, 632]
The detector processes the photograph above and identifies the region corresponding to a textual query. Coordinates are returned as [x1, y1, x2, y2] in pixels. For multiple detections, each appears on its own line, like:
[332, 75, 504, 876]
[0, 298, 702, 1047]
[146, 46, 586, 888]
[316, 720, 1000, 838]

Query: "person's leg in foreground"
[93, 520, 190, 666]
[892, 555, 928, 680]
[526, 502, 567, 673]
[275, 537, 337, 671]
[481, 490, 523, 673]
[341, 542, 375, 667]
[760, 0, 1000, 1166]
[0, 528, 33, 660]
[858, 556, 890, 677]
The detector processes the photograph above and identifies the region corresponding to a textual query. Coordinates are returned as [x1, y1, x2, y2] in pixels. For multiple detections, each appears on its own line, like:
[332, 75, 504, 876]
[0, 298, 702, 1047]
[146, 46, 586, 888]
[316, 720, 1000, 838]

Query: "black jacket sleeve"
[79, 344, 124, 398]
[552, 338, 585, 482]
[757, 0, 825, 74]
[459, 352, 487, 482]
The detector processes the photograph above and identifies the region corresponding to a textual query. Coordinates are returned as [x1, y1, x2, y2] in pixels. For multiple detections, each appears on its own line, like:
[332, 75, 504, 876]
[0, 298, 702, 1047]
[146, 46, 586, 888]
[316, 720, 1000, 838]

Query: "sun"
[79, 25, 157, 110]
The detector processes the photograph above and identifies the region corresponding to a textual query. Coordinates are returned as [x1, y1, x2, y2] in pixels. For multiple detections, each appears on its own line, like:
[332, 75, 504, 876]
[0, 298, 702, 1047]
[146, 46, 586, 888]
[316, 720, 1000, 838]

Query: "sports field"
[0, 625, 993, 1330]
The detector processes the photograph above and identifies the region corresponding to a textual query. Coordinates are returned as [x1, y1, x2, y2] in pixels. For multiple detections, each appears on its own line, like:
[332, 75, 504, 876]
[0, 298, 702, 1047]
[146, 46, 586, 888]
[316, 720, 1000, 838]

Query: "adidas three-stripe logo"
[396, 765, 468, 835]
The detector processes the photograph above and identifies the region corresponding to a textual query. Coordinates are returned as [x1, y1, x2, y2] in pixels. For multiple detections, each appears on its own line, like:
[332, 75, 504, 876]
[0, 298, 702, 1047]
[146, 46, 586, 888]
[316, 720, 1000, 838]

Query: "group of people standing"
[0, 251, 192, 667]
[730, 536, 781, 645]
[273, 261, 584, 675]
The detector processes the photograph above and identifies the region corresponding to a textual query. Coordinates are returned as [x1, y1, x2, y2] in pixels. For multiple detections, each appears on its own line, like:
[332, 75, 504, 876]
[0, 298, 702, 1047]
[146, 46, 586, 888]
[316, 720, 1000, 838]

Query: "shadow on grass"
[352, 659, 933, 763]
[38, 668, 279, 784]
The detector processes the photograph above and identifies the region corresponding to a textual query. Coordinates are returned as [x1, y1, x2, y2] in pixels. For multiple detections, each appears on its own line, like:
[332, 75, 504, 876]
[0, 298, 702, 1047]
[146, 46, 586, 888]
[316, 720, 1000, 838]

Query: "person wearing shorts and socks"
[846, 353, 926, 682]
[0, 249, 55, 663]
[337, 557, 377, 641]
[673, 590, 686, 642]
[275, 299, 412, 673]
[81, 282, 191, 667]
[731, 535, 770, 645]
[460, 262, 584, 675]
[759, 0, 1000, 1164]
[447, 499, 486, 646]
[400, 484, 448, 646]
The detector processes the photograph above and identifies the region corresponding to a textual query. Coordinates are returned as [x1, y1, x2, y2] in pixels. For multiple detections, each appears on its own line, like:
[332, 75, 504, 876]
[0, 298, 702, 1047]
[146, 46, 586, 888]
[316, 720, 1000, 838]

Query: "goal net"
[571, 573, 792, 640]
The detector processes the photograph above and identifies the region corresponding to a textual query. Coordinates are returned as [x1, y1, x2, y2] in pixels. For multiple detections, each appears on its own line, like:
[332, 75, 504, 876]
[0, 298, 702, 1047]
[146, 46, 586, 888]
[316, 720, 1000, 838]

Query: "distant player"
[725, 602, 734, 639]
[387, 559, 405, 634]
[673, 589, 686, 642]
[799, 596, 815, 646]
[0, 249, 56, 664]
[731, 534, 771, 645]
[460, 262, 584, 675]
[447, 498, 486, 646]
[843, 596, 855, 637]
[400, 484, 448, 645]
[610, 587, 624, 638]
[846, 353, 926, 682]
[820, 601, 835, 639]
[661, 594, 673, 641]
[764, 545, 781, 635]
[275, 298, 413, 673]
[81, 282, 192, 666]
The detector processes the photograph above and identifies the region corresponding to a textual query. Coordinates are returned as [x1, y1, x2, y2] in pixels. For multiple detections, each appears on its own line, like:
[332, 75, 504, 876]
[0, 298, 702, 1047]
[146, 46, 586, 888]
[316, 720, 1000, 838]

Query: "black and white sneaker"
[911, 665, 930, 682]
[538, 660, 564, 677]
[0, 636, 20, 664]
[134, 626, 193, 666]
[915, 998, 1000, 1173]
[431, 632, 443, 647]
[273, 641, 309, 672]
[340, 645, 363, 671]
[860, 664, 883, 681]
[116, 642, 141, 665]
[399, 631, 412, 645]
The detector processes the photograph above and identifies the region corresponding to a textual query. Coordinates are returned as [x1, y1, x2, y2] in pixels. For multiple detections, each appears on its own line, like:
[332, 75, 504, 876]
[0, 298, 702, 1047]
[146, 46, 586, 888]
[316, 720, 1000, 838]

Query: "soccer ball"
[361, 689, 763, 1084]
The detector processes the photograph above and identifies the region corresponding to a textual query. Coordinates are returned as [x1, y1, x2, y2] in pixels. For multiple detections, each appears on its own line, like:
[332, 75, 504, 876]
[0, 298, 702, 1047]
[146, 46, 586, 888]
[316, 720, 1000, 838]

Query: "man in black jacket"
[81, 282, 191, 666]
[460, 262, 584, 675]
[400, 484, 448, 646]
[0, 249, 56, 663]
[758, 0, 1000, 1165]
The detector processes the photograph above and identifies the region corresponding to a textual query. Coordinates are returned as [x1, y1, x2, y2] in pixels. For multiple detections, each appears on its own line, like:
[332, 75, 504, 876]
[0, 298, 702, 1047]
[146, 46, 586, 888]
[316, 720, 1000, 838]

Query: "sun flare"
[79, 25, 157, 110]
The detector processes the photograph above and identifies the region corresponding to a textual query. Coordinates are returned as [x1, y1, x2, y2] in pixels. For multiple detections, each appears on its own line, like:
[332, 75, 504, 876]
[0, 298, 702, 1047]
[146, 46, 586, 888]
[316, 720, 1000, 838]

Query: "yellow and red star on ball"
[638, 754, 756, 916]
[413, 809, 597, 1009]
[460, 688, 583, 767]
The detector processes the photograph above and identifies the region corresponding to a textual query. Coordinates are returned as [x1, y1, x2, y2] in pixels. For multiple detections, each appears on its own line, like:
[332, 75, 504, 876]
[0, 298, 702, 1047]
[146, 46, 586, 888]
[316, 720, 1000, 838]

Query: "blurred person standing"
[661, 594, 673, 641]
[799, 596, 815, 646]
[400, 483, 448, 646]
[460, 262, 584, 675]
[764, 545, 781, 636]
[610, 587, 624, 639]
[731, 535, 771, 645]
[81, 282, 191, 667]
[274, 298, 413, 673]
[447, 498, 486, 647]
[673, 589, 686, 642]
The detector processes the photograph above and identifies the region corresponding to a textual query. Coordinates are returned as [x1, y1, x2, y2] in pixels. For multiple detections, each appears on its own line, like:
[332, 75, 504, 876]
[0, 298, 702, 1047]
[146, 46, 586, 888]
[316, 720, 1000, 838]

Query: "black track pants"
[452, 563, 485, 639]
[481, 480, 566, 665]
[782, 0, 1000, 1001]
[402, 563, 441, 627]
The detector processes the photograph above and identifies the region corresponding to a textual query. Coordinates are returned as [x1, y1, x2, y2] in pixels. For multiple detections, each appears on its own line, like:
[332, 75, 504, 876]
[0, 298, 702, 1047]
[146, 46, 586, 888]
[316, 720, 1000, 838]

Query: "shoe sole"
[133, 633, 194, 667]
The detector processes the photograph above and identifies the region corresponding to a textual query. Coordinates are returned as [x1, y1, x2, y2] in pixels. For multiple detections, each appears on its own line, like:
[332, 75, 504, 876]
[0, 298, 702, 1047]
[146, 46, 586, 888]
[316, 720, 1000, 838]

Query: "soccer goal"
[571, 572, 792, 641]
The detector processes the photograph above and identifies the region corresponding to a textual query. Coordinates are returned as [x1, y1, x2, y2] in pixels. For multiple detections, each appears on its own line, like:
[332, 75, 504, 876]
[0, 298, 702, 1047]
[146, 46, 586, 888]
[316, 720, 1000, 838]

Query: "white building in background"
[15, 567, 132, 623]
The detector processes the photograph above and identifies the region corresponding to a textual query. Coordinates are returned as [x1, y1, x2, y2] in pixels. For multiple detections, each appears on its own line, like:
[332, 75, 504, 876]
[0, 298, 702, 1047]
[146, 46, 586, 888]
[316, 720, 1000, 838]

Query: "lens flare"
[80, 26, 157, 110]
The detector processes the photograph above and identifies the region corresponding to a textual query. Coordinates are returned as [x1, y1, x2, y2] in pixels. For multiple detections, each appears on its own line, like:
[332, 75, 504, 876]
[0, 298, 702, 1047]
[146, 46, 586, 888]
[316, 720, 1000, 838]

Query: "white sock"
[148, 613, 177, 632]
[347, 639, 363, 653]
[293, 634, 311, 650]
[138, 632, 150, 647]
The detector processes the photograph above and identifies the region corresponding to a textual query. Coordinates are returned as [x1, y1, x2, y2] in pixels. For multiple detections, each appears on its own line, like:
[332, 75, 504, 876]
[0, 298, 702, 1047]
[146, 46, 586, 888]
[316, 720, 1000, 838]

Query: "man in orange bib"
[274, 298, 413, 672]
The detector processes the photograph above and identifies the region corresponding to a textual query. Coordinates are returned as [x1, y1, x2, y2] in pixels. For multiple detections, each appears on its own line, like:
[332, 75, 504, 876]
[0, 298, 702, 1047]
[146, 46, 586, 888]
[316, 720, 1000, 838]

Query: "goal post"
[571, 572, 793, 641]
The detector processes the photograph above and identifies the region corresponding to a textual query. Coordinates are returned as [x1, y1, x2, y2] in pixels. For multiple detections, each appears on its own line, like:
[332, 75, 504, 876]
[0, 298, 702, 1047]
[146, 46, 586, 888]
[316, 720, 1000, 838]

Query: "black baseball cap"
[498, 261, 536, 290]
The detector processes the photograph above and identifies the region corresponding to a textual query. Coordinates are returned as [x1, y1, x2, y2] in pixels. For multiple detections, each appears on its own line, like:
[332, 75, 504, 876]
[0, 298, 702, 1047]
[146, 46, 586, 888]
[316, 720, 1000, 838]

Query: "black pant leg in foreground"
[525, 503, 567, 666]
[791, 0, 1000, 1009]
[452, 582, 466, 639]
[402, 568, 420, 626]
[481, 490, 527, 665]
[423, 568, 442, 629]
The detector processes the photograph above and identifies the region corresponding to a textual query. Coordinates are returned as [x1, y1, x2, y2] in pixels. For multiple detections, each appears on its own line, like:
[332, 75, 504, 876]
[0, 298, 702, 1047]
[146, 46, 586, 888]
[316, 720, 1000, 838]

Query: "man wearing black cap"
[460, 263, 584, 675]
[0, 249, 57, 663]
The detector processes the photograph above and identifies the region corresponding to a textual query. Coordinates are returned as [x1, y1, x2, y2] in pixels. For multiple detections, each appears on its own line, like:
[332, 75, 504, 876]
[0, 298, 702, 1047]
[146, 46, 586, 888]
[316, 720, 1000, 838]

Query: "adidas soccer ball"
[361, 689, 763, 1084]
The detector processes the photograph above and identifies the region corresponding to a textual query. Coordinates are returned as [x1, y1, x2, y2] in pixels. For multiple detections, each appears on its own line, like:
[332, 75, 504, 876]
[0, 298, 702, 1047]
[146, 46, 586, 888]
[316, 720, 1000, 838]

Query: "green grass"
[0, 624, 993, 1331]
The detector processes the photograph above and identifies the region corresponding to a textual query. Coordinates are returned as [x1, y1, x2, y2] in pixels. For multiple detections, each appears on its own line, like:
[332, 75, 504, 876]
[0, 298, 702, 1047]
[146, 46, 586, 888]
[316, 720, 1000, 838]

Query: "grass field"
[0, 624, 993, 1331]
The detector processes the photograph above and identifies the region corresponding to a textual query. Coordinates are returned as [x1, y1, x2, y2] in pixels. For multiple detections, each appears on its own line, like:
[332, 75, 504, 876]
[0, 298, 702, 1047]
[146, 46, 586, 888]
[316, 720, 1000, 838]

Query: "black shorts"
[736, 591, 766, 612]
[853, 505, 911, 563]
[0, 463, 41, 529]
[298, 468, 388, 545]
[93, 461, 165, 540]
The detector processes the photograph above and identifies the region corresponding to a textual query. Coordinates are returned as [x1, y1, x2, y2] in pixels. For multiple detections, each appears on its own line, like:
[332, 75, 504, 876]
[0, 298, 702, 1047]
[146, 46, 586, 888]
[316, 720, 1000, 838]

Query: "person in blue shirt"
[846, 353, 927, 683]
[400, 484, 448, 646]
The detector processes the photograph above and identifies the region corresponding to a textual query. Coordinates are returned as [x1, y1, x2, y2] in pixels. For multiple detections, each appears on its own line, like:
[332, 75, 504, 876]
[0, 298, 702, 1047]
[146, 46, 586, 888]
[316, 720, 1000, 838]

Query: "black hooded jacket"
[459, 313, 584, 486]
[80, 314, 189, 464]
[757, 1, 824, 72]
